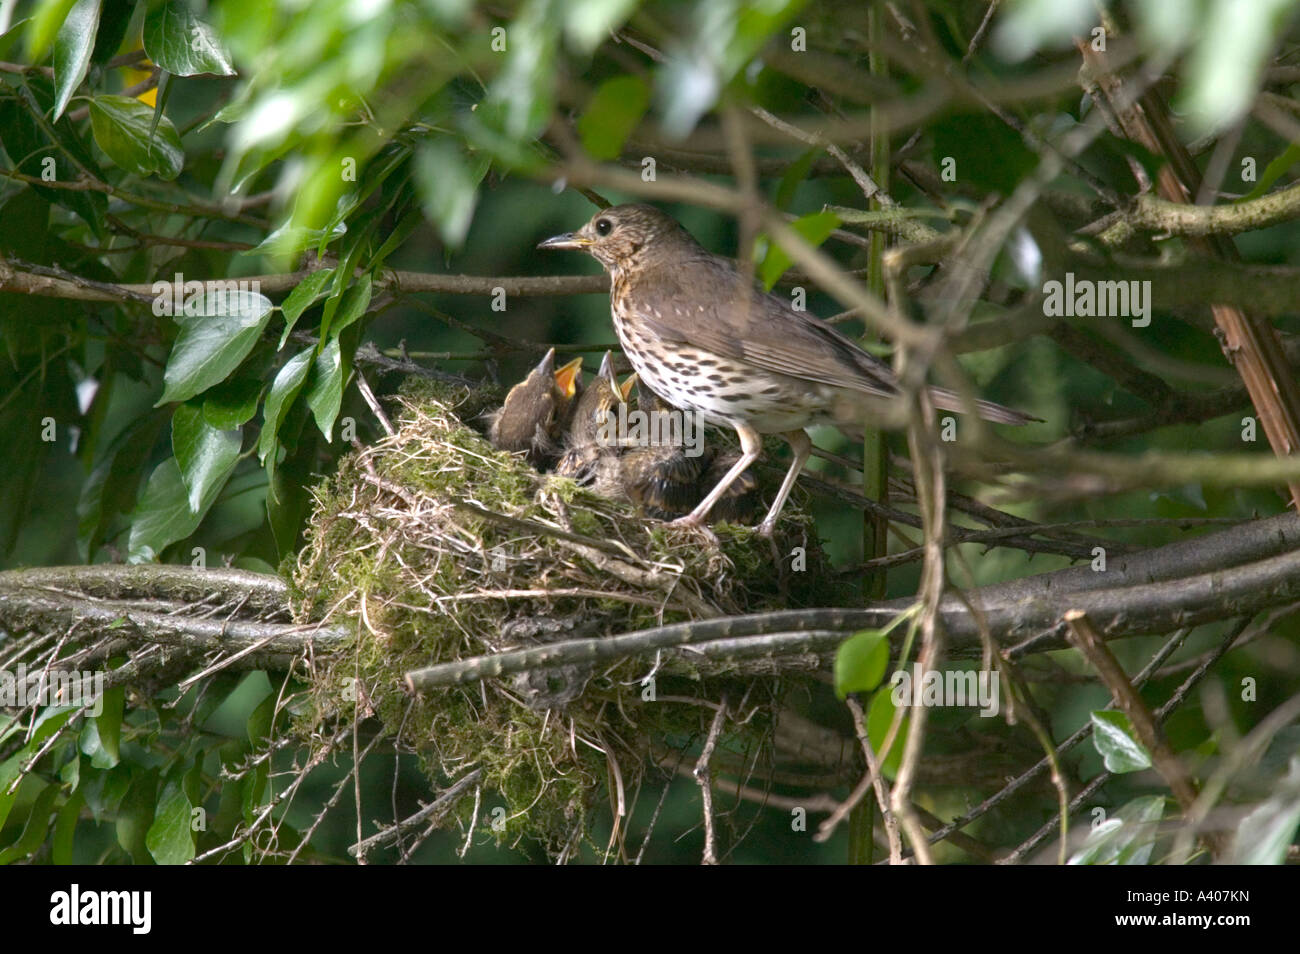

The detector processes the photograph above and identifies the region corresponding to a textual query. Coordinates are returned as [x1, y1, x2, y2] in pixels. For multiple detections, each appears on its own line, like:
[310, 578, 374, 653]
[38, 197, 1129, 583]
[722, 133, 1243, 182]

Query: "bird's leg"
[667, 425, 763, 530]
[755, 430, 812, 537]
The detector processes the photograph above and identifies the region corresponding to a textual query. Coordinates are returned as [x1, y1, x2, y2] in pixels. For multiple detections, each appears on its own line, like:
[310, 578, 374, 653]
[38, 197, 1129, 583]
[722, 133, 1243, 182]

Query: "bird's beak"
[553, 356, 583, 398]
[538, 231, 590, 250]
[597, 351, 626, 402]
[533, 347, 557, 378]
[620, 372, 638, 403]
[597, 350, 616, 380]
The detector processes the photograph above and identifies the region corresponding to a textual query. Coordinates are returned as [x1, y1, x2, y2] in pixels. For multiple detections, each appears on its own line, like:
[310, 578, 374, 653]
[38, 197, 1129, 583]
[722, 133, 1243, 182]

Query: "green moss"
[286, 378, 855, 854]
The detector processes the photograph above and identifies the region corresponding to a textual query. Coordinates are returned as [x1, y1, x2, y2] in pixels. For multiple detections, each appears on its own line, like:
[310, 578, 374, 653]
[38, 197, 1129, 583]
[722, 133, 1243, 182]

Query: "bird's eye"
[595, 218, 612, 236]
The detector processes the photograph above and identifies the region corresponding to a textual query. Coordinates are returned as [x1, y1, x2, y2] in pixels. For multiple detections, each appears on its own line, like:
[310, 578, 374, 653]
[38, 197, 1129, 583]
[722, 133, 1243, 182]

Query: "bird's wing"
[627, 254, 899, 398]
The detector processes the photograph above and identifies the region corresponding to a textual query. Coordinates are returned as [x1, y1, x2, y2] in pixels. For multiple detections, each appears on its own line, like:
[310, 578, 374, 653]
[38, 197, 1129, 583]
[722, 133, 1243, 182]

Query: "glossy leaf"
[278, 268, 335, 348]
[1090, 710, 1153, 774]
[158, 290, 273, 405]
[306, 336, 345, 442]
[202, 371, 264, 430]
[332, 274, 373, 337]
[0, 782, 59, 864]
[866, 686, 909, 779]
[172, 402, 241, 512]
[126, 456, 224, 561]
[1069, 795, 1165, 865]
[52, 790, 85, 864]
[89, 94, 184, 179]
[833, 629, 890, 700]
[144, 0, 235, 76]
[52, 0, 101, 120]
[258, 348, 313, 465]
[758, 210, 840, 290]
[145, 781, 195, 865]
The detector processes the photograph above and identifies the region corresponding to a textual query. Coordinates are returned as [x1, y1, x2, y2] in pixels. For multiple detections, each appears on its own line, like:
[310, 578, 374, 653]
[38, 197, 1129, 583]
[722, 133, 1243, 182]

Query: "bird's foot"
[756, 519, 777, 539]
[666, 512, 704, 530]
[665, 513, 718, 543]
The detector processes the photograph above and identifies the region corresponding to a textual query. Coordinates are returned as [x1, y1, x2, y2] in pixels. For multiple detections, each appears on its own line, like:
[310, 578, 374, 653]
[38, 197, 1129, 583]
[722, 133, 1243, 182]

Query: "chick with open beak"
[486, 348, 583, 469]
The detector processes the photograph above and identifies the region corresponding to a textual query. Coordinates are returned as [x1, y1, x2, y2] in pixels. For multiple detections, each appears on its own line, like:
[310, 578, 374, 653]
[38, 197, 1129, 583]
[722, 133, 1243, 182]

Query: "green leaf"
[89, 94, 184, 179]
[775, 148, 818, 211]
[143, 0, 235, 76]
[278, 268, 335, 348]
[94, 686, 124, 765]
[866, 685, 909, 779]
[306, 336, 345, 442]
[60, 751, 81, 789]
[1240, 143, 1300, 203]
[172, 402, 241, 512]
[1090, 710, 1153, 774]
[52, 789, 85, 864]
[577, 75, 650, 160]
[89, 0, 134, 64]
[126, 456, 225, 561]
[1230, 755, 1300, 865]
[371, 206, 423, 272]
[116, 767, 159, 864]
[145, 781, 195, 865]
[76, 410, 168, 560]
[25, 0, 79, 61]
[257, 350, 313, 501]
[488, 1, 558, 139]
[563, 0, 637, 52]
[247, 220, 347, 259]
[247, 690, 276, 746]
[1068, 795, 1166, 865]
[0, 754, 25, 833]
[834, 629, 890, 699]
[258, 348, 313, 466]
[323, 273, 372, 341]
[758, 210, 840, 290]
[157, 290, 274, 405]
[413, 140, 488, 248]
[52, 0, 102, 120]
[202, 371, 263, 429]
[0, 782, 59, 864]
[0, 89, 108, 233]
[79, 686, 123, 768]
[81, 762, 132, 823]
[729, 0, 808, 75]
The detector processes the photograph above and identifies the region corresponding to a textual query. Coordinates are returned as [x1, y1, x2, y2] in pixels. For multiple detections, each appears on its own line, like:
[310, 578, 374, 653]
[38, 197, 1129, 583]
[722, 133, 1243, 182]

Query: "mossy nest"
[289, 376, 852, 853]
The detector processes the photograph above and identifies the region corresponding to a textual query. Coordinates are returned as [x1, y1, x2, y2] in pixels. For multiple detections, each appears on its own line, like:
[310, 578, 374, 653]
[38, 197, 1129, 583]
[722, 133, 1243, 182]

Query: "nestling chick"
[486, 348, 582, 468]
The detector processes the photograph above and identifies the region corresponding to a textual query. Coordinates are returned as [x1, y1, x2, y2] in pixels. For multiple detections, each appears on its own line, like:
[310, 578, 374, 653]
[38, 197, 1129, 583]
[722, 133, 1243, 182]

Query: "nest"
[289, 376, 853, 853]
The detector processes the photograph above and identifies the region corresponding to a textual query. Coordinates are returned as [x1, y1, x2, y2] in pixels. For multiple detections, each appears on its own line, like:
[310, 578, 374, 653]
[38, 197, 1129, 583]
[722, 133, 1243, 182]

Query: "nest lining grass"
[288, 376, 853, 853]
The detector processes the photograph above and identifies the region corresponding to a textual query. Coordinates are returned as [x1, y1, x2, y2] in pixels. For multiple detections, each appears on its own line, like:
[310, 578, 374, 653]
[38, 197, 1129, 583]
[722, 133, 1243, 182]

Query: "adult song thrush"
[486, 348, 582, 468]
[539, 204, 1034, 535]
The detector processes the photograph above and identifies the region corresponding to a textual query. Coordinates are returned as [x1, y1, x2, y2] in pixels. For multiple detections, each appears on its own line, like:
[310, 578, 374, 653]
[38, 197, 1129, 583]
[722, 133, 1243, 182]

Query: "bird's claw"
[665, 513, 718, 543]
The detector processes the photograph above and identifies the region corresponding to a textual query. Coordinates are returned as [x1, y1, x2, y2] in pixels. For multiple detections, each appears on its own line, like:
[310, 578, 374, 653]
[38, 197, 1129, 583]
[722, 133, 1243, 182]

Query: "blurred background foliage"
[1, 0, 1299, 863]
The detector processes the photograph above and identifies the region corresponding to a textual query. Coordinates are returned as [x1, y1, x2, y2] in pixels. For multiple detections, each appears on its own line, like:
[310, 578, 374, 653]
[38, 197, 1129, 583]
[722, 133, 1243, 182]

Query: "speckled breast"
[610, 303, 831, 435]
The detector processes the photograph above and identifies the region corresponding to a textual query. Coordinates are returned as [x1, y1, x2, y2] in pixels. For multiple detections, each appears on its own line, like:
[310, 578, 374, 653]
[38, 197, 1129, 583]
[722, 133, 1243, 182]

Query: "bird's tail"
[928, 387, 1040, 426]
